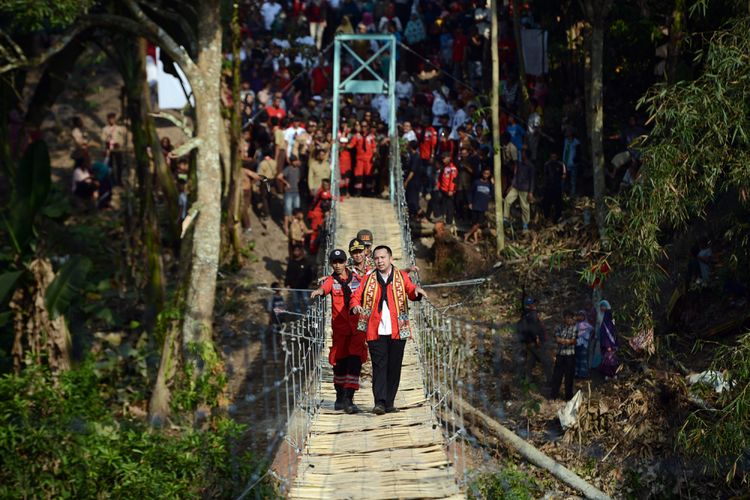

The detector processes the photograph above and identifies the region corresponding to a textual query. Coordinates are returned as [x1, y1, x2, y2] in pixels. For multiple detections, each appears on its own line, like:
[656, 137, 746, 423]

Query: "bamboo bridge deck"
[287, 197, 463, 499]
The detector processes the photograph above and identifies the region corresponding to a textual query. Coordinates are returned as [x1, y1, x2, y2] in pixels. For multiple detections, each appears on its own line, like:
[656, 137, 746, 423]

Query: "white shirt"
[402, 130, 417, 142]
[377, 269, 393, 336]
[431, 92, 454, 125]
[261, 2, 282, 31]
[395, 80, 413, 101]
[72, 167, 90, 192]
[371, 94, 390, 122]
[449, 108, 468, 139]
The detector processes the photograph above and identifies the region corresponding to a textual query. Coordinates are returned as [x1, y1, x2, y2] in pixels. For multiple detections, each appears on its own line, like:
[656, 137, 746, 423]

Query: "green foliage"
[44, 255, 92, 319]
[0, 0, 93, 33]
[608, 17, 750, 331]
[5, 140, 51, 253]
[0, 363, 275, 498]
[678, 331, 750, 483]
[172, 342, 228, 414]
[468, 463, 543, 499]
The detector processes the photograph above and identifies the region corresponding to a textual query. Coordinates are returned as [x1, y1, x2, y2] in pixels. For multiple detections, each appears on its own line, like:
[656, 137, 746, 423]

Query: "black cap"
[329, 249, 347, 262]
[349, 238, 366, 252]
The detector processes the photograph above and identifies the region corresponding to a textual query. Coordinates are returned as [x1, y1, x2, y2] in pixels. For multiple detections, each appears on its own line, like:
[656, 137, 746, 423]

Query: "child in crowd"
[288, 207, 311, 253]
[266, 282, 287, 327]
[574, 310, 593, 378]
[550, 310, 577, 401]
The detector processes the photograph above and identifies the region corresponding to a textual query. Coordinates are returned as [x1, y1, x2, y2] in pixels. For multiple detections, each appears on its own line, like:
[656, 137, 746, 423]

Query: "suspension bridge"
[233, 33, 616, 500]
[241, 33, 480, 499]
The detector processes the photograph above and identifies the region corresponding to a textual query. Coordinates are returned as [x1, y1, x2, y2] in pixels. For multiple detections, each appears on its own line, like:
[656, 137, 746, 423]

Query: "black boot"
[344, 388, 360, 414]
[334, 385, 345, 411]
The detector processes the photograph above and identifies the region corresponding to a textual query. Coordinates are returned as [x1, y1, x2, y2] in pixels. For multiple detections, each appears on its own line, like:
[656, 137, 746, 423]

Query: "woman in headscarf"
[336, 15, 354, 35]
[598, 300, 620, 378]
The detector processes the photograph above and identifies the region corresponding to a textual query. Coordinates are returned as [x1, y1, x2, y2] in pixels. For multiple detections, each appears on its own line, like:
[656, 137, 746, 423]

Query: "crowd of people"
[56, 0, 637, 403]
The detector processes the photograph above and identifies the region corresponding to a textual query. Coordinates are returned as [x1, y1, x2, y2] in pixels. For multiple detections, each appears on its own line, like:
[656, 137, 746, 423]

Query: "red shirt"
[419, 127, 438, 160]
[452, 34, 468, 63]
[266, 105, 286, 121]
[321, 271, 358, 333]
[438, 164, 458, 193]
[356, 133, 376, 160]
[311, 65, 331, 95]
[349, 269, 420, 342]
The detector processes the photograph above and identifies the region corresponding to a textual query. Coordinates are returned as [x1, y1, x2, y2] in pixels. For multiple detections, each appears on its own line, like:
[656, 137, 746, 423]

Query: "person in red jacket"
[354, 122, 376, 196]
[437, 153, 458, 226]
[310, 248, 368, 414]
[307, 181, 332, 253]
[338, 123, 355, 197]
[350, 245, 427, 415]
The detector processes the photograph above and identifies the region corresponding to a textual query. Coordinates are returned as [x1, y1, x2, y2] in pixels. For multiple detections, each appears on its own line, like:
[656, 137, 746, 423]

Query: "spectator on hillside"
[278, 154, 303, 235]
[464, 168, 493, 244]
[101, 113, 126, 186]
[70, 116, 90, 164]
[542, 152, 566, 223]
[503, 149, 535, 233]
[562, 127, 580, 197]
[71, 156, 97, 203]
[284, 244, 315, 313]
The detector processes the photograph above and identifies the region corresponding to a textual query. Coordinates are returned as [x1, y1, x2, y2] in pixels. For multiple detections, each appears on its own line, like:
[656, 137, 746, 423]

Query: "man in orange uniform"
[310, 249, 368, 413]
[354, 122, 376, 196]
[437, 152, 458, 227]
[351, 245, 427, 415]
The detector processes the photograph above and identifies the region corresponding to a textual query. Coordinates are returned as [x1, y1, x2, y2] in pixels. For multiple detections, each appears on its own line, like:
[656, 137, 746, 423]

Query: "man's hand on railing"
[415, 287, 427, 299]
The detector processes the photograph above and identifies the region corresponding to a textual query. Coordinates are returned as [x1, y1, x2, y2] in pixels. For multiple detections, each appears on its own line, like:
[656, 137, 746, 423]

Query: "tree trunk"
[181, 0, 223, 359]
[227, 0, 244, 265]
[25, 38, 88, 128]
[580, 0, 612, 239]
[511, 0, 531, 118]
[124, 38, 167, 329]
[491, 0, 505, 254]
[11, 259, 72, 374]
[589, 19, 606, 236]
[666, 0, 686, 82]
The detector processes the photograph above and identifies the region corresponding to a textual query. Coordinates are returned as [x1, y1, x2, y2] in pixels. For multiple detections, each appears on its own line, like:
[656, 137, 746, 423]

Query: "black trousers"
[367, 336, 406, 408]
[107, 150, 124, 185]
[542, 188, 563, 222]
[550, 353, 575, 400]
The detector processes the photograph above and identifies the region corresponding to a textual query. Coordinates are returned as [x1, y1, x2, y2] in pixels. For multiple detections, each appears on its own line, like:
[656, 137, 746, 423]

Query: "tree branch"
[122, 0, 198, 78]
[140, 1, 198, 57]
[0, 21, 93, 74]
[149, 111, 194, 136]
[171, 137, 202, 157]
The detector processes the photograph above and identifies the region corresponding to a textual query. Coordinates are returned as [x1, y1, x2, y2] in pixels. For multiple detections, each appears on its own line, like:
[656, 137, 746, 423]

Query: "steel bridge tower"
[330, 34, 398, 201]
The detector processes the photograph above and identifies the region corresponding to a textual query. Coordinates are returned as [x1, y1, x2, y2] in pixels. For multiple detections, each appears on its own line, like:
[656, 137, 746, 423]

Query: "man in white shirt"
[402, 121, 417, 142]
[261, 1, 282, 31]
[431, 89, 453, 126]
[395, 71, 414, 101]
[371, 94, 390, 122]
[351, 246, 426, 414]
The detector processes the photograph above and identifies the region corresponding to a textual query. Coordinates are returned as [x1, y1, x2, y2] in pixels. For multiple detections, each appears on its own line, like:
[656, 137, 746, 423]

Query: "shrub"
[0, 364, 276, 498]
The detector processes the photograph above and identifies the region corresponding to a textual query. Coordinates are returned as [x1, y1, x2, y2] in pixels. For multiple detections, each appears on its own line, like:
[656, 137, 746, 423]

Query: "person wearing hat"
[348, 238, 372, 280]
[516, 296, 552, 384]
[310, 249, 368, 413]
[355, 229, 375, 269]
[350, 245, 427, 415]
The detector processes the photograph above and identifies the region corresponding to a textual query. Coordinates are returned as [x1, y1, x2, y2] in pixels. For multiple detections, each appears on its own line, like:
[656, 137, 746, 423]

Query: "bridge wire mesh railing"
[234, 160, 339, 497]
[390, 140, 518, 490]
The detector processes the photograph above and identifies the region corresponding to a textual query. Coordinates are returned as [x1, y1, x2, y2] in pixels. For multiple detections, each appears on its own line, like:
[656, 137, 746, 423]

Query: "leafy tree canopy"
[609, 16, 750, 329]
[0, 0, 93, 33]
